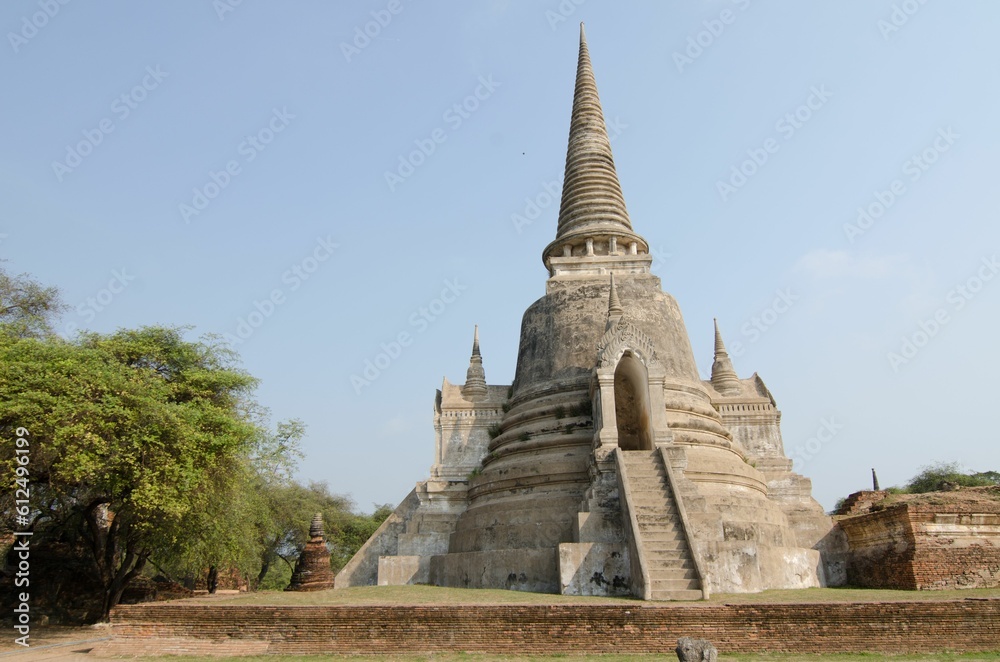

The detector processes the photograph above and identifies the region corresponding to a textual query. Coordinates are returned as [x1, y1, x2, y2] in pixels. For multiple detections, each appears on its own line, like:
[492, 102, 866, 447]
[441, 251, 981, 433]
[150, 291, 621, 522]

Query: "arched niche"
[591, 317, 673, 452]
[613, 351, 654, 451]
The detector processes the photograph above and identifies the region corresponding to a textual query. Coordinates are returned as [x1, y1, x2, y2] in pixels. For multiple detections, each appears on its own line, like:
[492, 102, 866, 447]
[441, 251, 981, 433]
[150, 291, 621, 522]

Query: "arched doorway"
[613, 352, 654, 451]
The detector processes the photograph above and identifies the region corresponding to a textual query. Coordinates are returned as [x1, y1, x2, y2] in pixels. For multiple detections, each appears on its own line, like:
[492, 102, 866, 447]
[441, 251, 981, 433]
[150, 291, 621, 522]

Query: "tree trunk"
[100, 544, 149, 620]
[254, 556, 271, 590]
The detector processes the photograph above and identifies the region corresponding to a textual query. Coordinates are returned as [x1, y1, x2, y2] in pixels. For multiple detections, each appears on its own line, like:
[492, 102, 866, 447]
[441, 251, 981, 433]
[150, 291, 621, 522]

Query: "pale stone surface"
[334, 489, 420, 588]
[335, 331, 505, 588]
[709, 369, 844, 584]
[558, 542, 631, 596]
[377, 556, 426, 586]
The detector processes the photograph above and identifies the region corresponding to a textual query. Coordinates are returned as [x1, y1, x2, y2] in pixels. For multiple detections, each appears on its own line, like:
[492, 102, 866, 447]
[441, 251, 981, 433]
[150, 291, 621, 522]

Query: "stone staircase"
[619, 450, 704, 600]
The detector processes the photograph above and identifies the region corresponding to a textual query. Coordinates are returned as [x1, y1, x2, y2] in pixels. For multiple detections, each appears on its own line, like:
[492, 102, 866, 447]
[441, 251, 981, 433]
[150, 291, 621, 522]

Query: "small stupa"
[286, 513, 335, 591]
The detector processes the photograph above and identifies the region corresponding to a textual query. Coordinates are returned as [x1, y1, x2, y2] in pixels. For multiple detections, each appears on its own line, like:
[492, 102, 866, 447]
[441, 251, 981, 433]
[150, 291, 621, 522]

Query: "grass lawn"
[171, 583, 1000, 607]
[93, 654, 1000, 661]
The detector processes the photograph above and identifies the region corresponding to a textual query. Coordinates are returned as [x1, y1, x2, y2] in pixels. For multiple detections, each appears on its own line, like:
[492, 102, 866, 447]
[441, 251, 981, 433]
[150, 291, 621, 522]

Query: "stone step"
[637, 516, 682, 529]
[638, 526, 682, 537]
[644, 544, 691, 558]
[635, 506, 676, 517]
[619, 451, 703, 602]
[651, 578, 702, 592]
[626, 471, 666, 479]
[639, 538, 688, 551]
[634, 501, 676, 512]
[629, 483, 670, 494]
[637, 529, 684, 542]
[649, 567, 699, 581]
[631, 491, 671, 501]
[632, 508, 679, 519]
[645, 549, 694, 563]
[636, 515, 681, 527]
[628, 478, 668, 489]
[631, 494, 671, 504]
[649, 588, 704, 601]
[634, 507, 676, 519]
[621, 451, 658, 461]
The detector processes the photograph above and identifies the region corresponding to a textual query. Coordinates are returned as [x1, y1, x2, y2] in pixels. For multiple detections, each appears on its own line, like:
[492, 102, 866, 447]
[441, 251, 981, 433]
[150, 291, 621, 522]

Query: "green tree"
[252, 481, 392, 590]
[904, 461, 999, 493]
[328, 501, 393, 573]
[0, 265, 65, 338]
[151, 418, 307, 592]
[0, 325, 280, 618]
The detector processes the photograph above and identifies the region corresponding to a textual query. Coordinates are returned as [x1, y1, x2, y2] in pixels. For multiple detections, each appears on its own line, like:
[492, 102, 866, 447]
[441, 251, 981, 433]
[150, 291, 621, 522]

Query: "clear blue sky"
[3, 1, 999, 512]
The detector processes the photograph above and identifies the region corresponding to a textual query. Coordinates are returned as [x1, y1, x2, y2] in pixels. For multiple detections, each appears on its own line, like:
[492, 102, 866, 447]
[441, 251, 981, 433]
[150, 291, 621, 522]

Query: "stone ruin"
[835, 486, 1000, 589]
[286, 513, 335, 592]
[676, 637, 718, 662]
[337, 24, 846, 599]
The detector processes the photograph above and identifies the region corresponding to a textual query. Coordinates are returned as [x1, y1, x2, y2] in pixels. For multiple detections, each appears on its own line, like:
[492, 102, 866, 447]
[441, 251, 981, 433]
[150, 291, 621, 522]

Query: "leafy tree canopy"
[0, 265, 65, 338]
[0, 324, 284, 617]
[0, 268, 389, 620]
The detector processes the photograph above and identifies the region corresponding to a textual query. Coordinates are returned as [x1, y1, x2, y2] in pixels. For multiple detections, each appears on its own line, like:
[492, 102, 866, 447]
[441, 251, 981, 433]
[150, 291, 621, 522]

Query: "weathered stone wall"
[839, 497, 1000, 590]
[102, 601, 1000, 656]
[514, 276, 701, 391]
[432, 381, 505, 481]
[334, 488, 420, 587]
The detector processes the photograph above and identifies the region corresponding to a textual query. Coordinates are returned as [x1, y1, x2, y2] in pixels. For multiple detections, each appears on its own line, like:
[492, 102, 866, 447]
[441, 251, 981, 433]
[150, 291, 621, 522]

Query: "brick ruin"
[285, 513, 335, 592]
[836, 486, 1000, 590]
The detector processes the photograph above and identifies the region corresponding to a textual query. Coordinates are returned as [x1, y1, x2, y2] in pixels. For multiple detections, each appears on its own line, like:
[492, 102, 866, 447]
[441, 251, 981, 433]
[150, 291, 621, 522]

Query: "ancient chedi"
[338, 24, 842, 599]
[286, 513, 335, 591]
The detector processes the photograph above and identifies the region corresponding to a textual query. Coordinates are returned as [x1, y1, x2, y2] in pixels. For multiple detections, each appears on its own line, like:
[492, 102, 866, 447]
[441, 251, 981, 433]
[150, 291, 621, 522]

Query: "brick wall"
[839, 501, 1000, 590]
[99, 601, 1000, 656]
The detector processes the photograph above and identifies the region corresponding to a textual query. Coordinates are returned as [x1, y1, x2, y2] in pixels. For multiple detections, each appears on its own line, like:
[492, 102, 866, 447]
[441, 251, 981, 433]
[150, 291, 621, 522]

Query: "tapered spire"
[711, 319, 741, 396]
[542, 24, 649, 275]
[309, 512, 325, 538]
[608, 273, 623, 315]
[606, 273, 624, 329]
[462, 325, 487, 400]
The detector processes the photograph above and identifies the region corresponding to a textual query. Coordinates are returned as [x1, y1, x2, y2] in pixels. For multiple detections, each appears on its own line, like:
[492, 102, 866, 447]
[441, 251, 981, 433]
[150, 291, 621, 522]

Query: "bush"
[904, 461, 999, 494]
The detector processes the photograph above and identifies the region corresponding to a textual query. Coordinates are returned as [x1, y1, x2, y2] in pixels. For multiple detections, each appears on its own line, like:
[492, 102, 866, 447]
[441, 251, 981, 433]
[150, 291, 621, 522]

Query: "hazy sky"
[3, 1, 999, 512]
